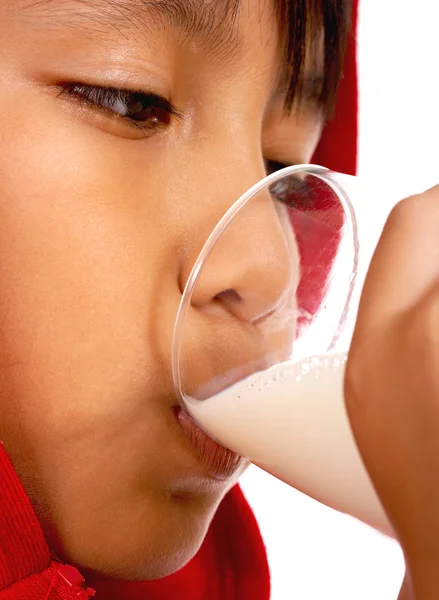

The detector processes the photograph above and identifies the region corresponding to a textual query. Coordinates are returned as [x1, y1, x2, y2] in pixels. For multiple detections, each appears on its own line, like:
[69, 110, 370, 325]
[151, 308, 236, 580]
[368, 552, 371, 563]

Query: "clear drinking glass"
[172, 164, 394, 536]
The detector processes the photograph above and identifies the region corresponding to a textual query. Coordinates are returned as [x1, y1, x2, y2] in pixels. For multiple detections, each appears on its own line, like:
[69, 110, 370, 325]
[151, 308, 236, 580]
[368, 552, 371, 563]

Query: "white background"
[241, 1, 439, 598]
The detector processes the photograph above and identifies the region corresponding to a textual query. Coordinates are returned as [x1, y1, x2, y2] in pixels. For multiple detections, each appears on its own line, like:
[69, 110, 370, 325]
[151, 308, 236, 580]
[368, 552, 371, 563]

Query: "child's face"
[0, 0, 323, 580]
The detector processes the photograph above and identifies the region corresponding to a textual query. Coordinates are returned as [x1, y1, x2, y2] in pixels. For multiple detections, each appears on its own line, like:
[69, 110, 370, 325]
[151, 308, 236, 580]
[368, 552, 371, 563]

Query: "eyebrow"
[22, 0, 242, 59]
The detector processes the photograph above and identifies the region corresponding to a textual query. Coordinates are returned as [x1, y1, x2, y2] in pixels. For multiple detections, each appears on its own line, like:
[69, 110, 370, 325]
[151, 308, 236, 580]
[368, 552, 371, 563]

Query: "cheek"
[262, 109, 323, 164]
[0, 89, 176, 442]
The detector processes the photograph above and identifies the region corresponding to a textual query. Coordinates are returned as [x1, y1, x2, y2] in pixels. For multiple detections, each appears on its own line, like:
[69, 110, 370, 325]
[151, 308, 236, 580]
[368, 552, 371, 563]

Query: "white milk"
[187, 354, 394, 537]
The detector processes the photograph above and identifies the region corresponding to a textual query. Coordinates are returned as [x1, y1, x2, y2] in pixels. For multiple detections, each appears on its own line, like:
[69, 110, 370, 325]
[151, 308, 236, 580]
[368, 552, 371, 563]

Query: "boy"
[3, 1, 437, 599]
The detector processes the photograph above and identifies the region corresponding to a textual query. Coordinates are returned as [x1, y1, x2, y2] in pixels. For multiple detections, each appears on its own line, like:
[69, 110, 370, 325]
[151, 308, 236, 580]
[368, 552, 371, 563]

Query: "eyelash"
[58, 83, 182, 134]
[265, 160, 289, 175]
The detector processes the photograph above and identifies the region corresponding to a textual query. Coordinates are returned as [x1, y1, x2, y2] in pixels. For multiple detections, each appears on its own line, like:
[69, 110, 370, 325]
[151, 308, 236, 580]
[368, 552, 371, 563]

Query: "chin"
[123, 537, 206, 582]
[76, 530, 207, 583]
[73, 493, 219, 584]
[82, 544, 203, 583]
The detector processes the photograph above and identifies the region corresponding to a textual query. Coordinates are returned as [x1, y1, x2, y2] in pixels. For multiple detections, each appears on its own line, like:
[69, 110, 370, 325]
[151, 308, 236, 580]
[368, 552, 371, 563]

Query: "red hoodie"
[0, 3, 358, 597]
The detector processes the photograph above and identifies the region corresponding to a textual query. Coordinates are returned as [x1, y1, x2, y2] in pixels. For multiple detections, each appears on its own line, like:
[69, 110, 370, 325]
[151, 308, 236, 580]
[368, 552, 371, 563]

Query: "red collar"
[0, 442, 51, 583]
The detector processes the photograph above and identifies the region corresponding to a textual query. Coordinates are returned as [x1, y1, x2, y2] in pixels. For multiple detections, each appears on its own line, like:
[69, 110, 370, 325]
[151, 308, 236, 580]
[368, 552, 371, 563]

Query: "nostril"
[214, 288, 242, 306]
[214, 287, 275, 324]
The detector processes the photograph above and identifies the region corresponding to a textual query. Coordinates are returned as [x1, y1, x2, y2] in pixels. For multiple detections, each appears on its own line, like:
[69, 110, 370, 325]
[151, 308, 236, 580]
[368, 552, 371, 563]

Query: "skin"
[346, 185, 439, 600]
[0, 0, 323, 581]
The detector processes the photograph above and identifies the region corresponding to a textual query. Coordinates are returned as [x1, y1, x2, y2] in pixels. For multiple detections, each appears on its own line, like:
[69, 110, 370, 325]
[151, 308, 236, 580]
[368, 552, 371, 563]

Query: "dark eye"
[265, 160, 290, 176]
[265, 160, 316, 210]
[59, 83, 181, 133]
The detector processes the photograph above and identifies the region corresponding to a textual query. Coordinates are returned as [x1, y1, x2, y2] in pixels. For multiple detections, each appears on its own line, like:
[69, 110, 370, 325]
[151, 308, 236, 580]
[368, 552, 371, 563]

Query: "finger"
[354, 184, 439, 333]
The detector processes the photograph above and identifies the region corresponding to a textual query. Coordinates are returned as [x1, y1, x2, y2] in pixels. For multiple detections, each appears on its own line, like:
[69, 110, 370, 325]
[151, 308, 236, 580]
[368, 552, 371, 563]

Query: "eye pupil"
[125, 95, 170, 125]
[127, 97, 145, 115]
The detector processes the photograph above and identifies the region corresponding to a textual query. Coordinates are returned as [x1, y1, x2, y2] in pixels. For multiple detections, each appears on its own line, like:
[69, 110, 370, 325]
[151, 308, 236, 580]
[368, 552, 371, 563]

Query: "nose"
[181, 189, 296, 324]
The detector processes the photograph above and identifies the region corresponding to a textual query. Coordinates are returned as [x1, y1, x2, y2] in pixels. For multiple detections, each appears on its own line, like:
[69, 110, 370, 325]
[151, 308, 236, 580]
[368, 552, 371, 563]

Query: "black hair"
[211, 0, 353, 115]
[275, 0, 353, 114]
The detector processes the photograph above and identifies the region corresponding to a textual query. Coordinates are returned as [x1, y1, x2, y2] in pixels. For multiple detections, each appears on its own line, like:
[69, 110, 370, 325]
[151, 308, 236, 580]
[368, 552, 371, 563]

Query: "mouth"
[174, 407, 243, 481]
